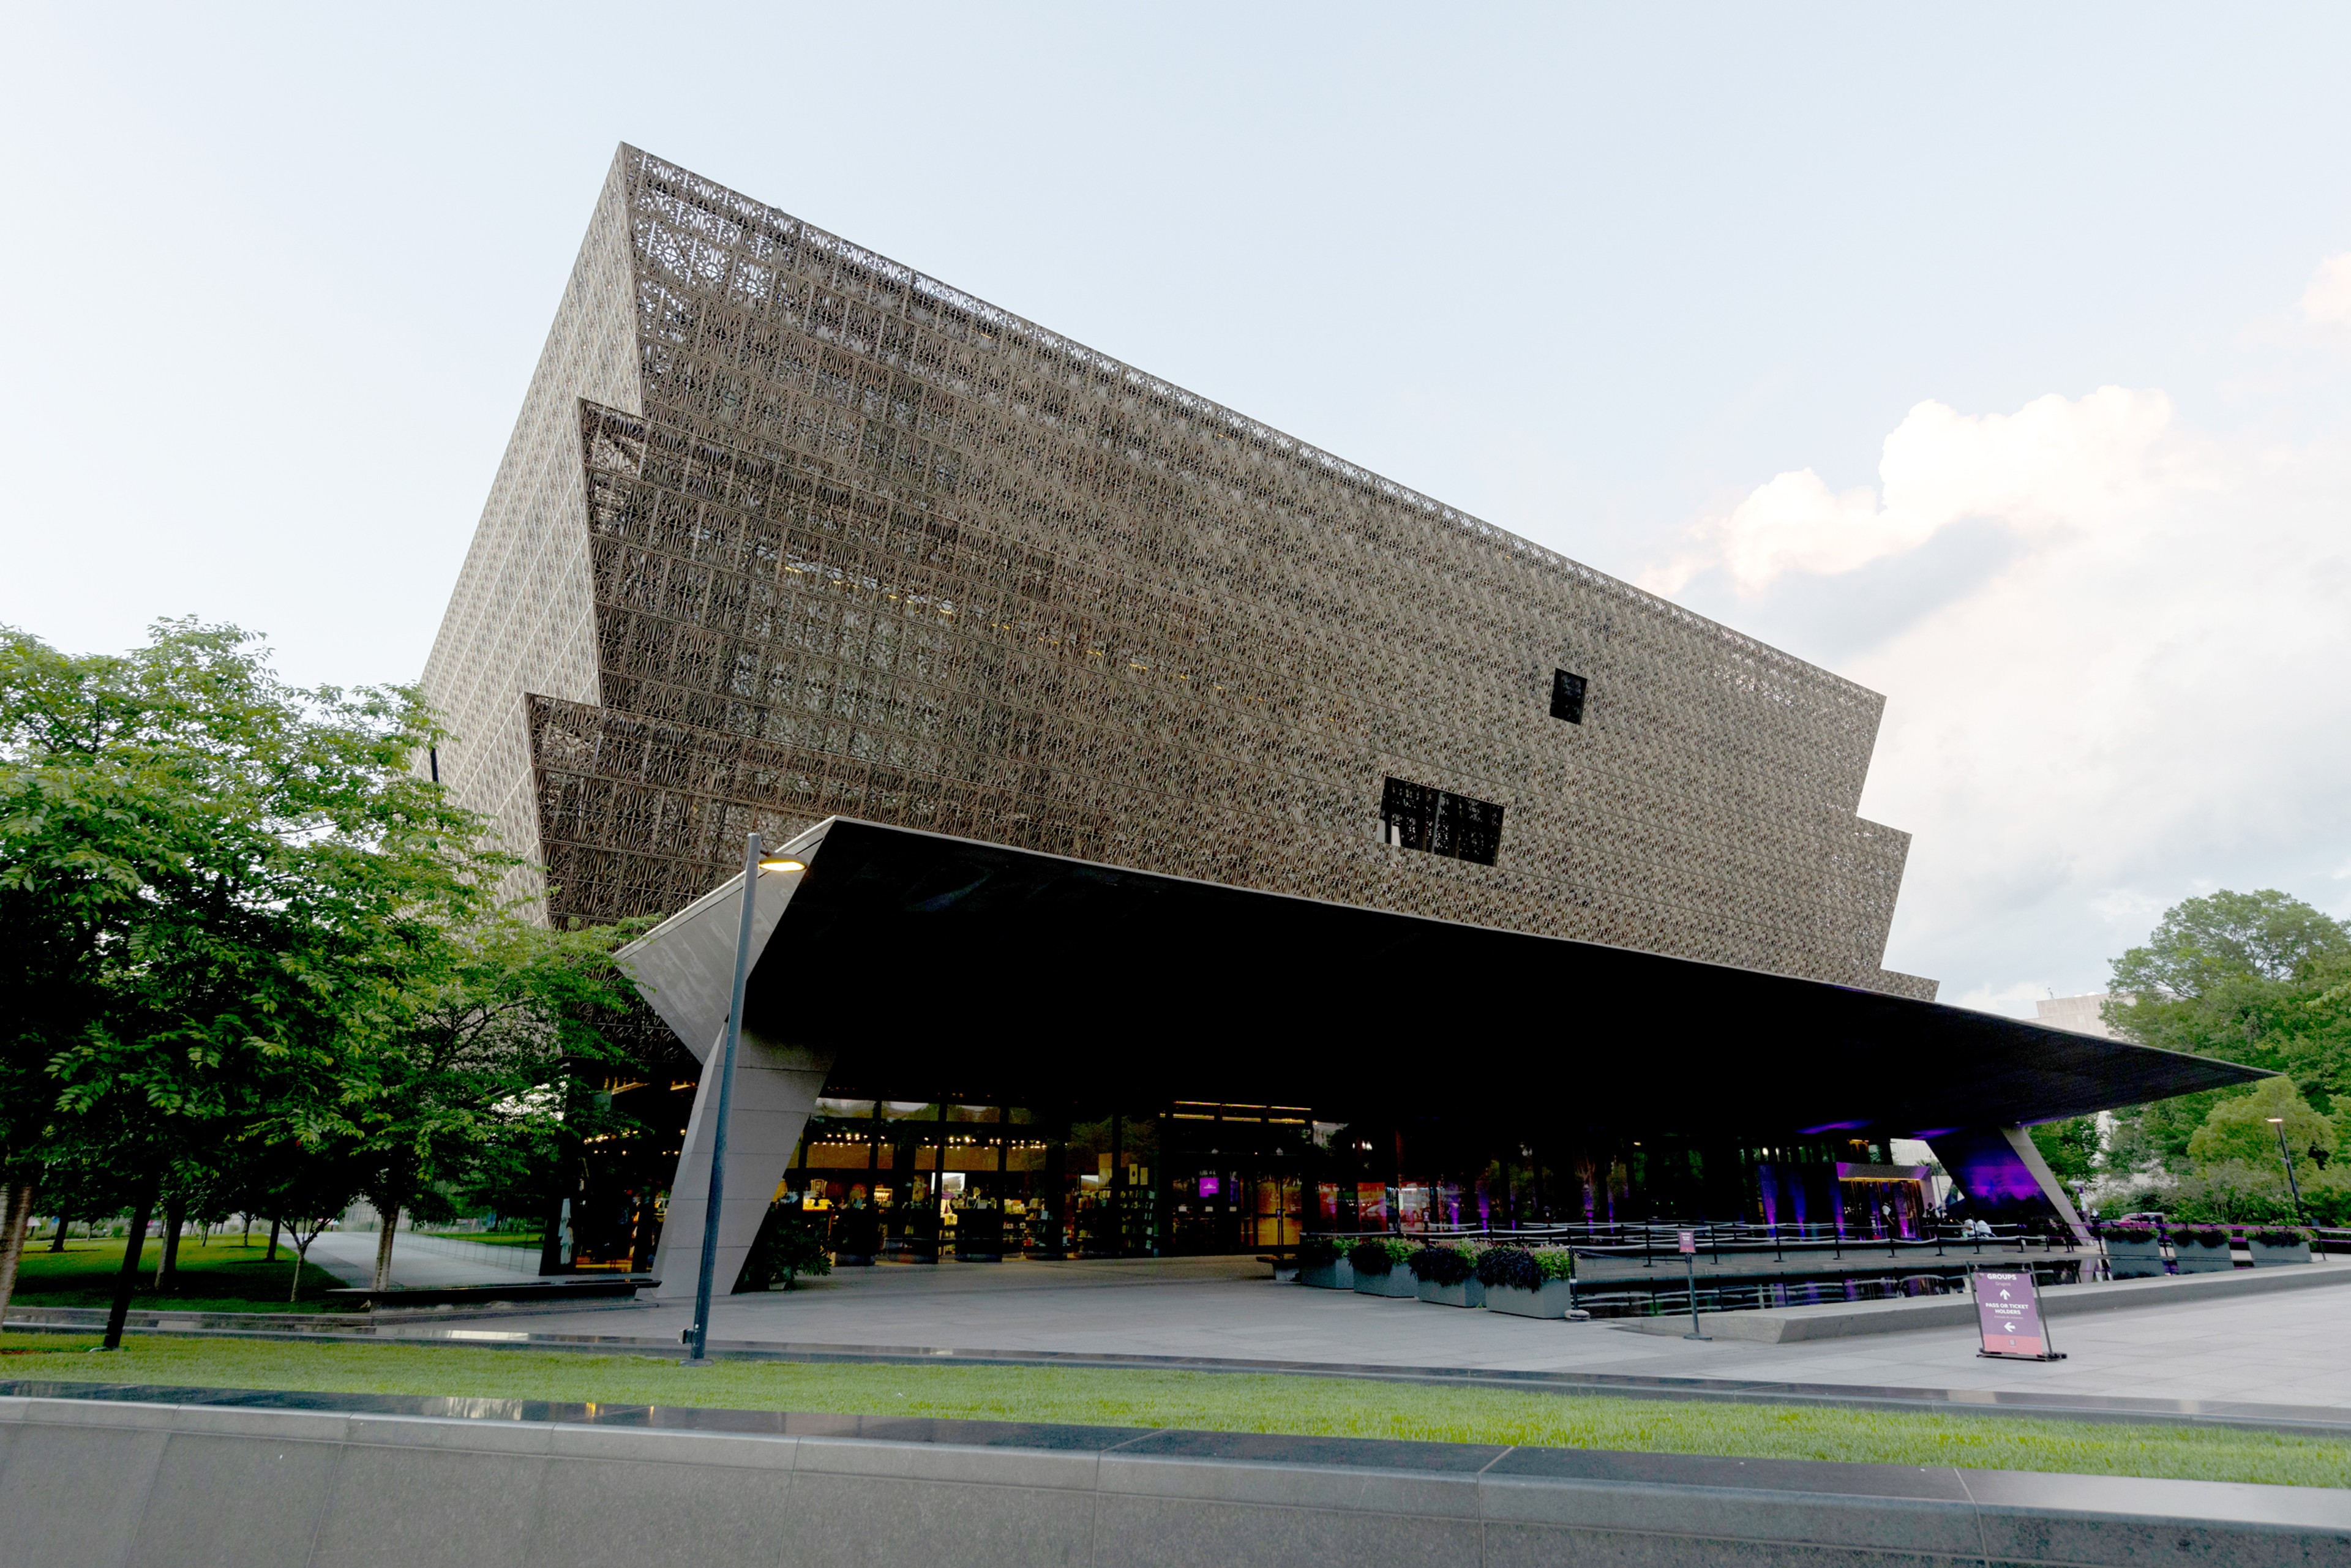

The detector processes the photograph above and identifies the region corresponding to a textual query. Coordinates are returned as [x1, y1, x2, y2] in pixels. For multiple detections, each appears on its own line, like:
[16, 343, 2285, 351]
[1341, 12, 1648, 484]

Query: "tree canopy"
[0, 620, 647, 1324]
[2101, 888, 2351, 1223]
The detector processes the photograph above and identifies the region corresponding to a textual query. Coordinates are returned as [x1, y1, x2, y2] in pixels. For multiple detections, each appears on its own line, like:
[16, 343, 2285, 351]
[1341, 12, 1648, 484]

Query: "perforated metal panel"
[424, 146, 1935, 1000]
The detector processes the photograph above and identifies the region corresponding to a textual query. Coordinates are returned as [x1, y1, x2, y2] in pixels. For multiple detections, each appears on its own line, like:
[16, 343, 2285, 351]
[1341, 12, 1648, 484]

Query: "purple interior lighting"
[1930, 1128, 2053, 1216]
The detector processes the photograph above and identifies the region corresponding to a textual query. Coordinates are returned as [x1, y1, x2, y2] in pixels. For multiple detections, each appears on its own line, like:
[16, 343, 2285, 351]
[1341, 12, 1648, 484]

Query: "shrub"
[2250, 1227, 2309, 1247]
[738, 1206, 833, 1291]
[2101, 1222, 2160, 1242]
[2175, 1226, 2232, 1248]
[1349, 1236, 1399, 1274]
[1534, 1247, 1575, 1281]
[1408, 1245, 1476, 1285]
[1475, 1245, 1540, 1290]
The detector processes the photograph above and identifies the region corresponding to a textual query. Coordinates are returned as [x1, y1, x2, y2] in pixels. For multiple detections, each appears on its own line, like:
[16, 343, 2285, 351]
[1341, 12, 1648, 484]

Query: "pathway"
[477, 1253, 2351, 1413]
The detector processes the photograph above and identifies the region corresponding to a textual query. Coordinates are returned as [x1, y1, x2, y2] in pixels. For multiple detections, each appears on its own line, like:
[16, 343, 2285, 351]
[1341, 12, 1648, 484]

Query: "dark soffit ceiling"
[738, 819, 2265, 1138]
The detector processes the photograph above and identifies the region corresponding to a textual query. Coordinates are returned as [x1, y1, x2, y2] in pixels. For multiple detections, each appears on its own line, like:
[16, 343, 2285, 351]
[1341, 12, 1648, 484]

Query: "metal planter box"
[2249, 1240, 2311, 1267]
[1352, 1266, 1418, 1297]
[2172, 1242, 2237, 1274]
[1297, 1259, 1353, 1290]
[1483, 1279, 1576, 1319]
[2104, 1239, 2167, 1278]
[1415, 1276, 1485, 1308]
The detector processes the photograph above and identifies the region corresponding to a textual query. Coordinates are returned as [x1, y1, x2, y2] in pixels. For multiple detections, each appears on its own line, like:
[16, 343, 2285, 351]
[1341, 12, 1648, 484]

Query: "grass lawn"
[0, 1330, 2344, 1488]
[6, 1237, 352, 1313]
[414, 1231, 543, 1248]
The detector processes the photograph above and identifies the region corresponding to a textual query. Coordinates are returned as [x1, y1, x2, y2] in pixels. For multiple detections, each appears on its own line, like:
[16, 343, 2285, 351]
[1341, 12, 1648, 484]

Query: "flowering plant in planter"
[1408, 1244, 1479, 1285]
[1481, 1244, 1578, 1318]
[1294, 1234, 1354, 1288]
[2251, 1227, 2309, 1247]
[2099, 1222, 2161, 1242]
[2168, 1223, 2240, 1272]
[1296, 1236, 1346, 1269]
[1475, 1245, 1540, 1290]
[1349, 1236, 1407, 1274]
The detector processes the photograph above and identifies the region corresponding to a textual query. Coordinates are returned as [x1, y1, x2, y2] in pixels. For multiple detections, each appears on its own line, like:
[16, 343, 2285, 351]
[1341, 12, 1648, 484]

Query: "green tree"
[228, 1136, 364, 1302]
[2104, 890, 2351, 1179]
[321, 915, 643, 1291]
[2187, 1075, 2336, 1169]
[2028, 1116, 2101, 1185]
[0, 620, 516, 1342]
[2164, 1076, 2350, 1225]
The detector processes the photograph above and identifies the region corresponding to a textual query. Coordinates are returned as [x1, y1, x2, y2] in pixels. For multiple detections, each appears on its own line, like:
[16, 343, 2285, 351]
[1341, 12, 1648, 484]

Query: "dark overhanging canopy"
[737, 818, 2265, 1141]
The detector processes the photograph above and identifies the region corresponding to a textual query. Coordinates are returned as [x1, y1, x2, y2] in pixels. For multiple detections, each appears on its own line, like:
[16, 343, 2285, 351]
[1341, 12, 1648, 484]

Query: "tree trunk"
[103, 1185, 160, 1351]
[0, 1182, 34, 1332]
[371, 1203, 401, 1292]
[289, 1233, 310, 1304]
[51, 1215, 69, 1251]
[153, 1196, 185, 1292]
[266, 1218, 280, 1261]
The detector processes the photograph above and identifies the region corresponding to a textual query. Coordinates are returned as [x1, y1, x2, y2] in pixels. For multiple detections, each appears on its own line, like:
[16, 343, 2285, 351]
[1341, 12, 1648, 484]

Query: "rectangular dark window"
[1550, 669, 1588, 724]
[1381, 776, 1504, 867]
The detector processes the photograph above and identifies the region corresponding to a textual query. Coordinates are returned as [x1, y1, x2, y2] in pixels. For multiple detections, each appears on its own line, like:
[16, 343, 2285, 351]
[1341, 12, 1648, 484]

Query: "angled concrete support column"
[615, 826, 836, 1301]
[653, 1029, 834, 1299]
[2002, 1123, 2091, 1242]
[1927, 1124, 2090, 1241]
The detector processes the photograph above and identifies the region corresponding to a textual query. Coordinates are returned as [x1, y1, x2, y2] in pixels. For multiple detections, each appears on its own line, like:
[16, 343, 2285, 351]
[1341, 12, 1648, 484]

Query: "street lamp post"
[681, 831, 804, 1367]
[2266, 1117, 2307, 1227]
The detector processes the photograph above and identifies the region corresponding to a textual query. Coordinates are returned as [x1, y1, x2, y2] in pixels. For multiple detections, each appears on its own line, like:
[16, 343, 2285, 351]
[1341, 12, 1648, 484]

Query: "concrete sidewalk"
[302, 1232, 542, 1290]
[473, 1253, 2351, 1414]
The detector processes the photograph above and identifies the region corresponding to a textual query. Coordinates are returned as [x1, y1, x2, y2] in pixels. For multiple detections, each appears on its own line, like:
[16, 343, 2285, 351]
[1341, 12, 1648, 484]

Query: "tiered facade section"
[424, 146, 1935, 999]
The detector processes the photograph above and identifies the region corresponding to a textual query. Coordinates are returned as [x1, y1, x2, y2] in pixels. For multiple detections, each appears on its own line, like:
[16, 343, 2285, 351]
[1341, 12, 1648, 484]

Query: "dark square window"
[1381, 776, 1503, 867]
[1550, 669, 1588, 724]
[1379, 777, 1437, 852]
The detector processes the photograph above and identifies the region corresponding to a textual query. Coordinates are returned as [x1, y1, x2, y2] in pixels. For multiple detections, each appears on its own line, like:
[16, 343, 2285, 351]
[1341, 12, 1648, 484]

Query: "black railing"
[1303, 1218, 2074, 1256]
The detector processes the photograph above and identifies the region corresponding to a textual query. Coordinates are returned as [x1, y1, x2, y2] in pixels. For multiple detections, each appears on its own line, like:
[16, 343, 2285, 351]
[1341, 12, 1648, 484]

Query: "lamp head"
[759, 857, 806, 872]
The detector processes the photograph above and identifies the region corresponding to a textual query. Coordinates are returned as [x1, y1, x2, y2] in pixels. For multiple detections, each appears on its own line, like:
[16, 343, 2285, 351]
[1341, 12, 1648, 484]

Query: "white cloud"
[2301, 252, 2351, 329]
[1649, 380, 2351, 1012]
[1647, 386, 2200, 595]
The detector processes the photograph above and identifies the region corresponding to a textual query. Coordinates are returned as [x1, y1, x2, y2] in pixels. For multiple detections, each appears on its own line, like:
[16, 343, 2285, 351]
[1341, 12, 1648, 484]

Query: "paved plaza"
[304, 1230, 541, 1290]
[470, 1254, 2351, 1416]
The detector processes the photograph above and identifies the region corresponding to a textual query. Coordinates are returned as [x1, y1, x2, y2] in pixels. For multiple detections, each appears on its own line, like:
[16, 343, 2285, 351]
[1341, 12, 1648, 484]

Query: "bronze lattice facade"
[422, 145, 1936, 1000]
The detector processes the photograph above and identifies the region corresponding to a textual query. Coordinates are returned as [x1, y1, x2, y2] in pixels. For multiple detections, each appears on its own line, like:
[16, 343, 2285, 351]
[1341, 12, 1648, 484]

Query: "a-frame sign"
[1972, 1268, 2066, 1360]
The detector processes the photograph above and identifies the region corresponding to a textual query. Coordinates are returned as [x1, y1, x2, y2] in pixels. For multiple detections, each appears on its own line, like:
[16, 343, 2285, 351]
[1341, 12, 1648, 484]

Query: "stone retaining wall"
[4, 1392, 2347, 1567]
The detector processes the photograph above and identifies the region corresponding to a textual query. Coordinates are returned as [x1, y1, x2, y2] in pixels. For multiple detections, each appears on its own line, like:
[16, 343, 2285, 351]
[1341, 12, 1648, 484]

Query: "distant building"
[2034, 994, 2120, 1040]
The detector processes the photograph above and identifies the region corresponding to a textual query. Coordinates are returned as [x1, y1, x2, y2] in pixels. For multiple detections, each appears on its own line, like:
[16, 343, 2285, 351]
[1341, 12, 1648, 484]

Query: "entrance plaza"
[467, 1251, 2351, 1422]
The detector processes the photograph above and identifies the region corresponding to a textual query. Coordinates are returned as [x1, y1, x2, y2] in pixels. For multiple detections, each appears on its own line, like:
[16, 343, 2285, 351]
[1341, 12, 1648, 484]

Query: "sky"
[4, 5, 2348, 1013]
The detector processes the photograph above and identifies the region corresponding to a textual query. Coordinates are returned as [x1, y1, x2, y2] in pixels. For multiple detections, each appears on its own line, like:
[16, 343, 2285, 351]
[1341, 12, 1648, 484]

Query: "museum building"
[418, 147, 2262, 1286]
